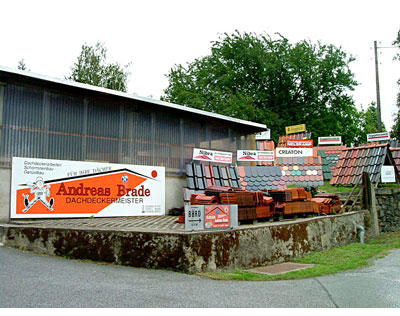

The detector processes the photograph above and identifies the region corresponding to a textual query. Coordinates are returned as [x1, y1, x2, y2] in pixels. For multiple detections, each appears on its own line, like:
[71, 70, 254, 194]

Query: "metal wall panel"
[0, 82, 254, 175]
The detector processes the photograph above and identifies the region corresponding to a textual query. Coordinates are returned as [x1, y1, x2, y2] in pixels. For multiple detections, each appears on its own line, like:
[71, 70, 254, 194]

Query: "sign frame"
[237, 150, 275, 162]
[192, 148, 233, 164]
[285, 124, 306, 135]
[11, 157, 165, 219]
[286, 139, 313, 147]
[275, 147, 314, 157]
[318, 136, 342, 145]
[367, 132, 390, 142]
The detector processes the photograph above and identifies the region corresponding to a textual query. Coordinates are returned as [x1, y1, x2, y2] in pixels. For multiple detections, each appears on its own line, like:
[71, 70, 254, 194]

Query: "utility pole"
[374, 41, 383, 132]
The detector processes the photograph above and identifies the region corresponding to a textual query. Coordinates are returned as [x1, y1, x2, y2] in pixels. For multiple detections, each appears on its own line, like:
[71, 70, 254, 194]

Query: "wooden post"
[362, 172, 380, 236]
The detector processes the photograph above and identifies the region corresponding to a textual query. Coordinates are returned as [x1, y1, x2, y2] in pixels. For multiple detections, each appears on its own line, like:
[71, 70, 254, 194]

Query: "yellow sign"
[285, 124, 306, 135]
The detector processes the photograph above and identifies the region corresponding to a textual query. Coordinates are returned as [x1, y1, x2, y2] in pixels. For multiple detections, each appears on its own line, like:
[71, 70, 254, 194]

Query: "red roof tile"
[330, 143, 398, 185]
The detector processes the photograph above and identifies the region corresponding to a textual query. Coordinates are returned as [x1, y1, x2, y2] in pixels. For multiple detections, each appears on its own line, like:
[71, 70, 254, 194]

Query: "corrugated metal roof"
[0, 65, 266, 130]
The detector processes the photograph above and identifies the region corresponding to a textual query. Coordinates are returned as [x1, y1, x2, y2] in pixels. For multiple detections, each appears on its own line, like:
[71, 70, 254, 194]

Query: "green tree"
[359, 103, 385, 141]
[391, 29, 400, 140]
[17, 58, 29, 71]
[162, 31, 363, 145]
[67, 42, 130, 92]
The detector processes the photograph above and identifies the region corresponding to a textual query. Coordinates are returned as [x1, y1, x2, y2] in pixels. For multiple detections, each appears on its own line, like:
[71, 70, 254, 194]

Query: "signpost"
[286, 139, 313, 147]
[367, 132, 390, 142]
[255, 129, 271, 140]
[237, 150, 274, 162]
[381, 166, 396, 183]
[285, 124, 306, 135]
[192, 148, 233, 164]
[275, 147, 313, 157]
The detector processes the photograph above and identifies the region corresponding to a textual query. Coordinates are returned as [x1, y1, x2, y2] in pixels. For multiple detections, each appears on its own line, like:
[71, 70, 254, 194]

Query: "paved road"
[1, 246, 400, 307]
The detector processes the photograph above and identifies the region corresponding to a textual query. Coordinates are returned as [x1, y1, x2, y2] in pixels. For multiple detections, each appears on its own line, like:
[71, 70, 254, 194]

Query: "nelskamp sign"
[367, 132, 390, 142]
[318, 136, 342, 145]
[11, 157, 165, 219]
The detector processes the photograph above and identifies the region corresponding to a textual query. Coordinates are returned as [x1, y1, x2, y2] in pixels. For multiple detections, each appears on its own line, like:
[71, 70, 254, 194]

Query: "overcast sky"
[1, 0, 399, 131]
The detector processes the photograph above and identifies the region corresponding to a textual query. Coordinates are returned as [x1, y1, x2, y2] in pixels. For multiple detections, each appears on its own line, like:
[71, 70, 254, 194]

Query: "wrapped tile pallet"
[189, 186, 342, 225]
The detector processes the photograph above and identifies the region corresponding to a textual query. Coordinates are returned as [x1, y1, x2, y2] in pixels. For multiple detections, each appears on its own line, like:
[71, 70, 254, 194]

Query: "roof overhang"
[0, 65, 267, 131]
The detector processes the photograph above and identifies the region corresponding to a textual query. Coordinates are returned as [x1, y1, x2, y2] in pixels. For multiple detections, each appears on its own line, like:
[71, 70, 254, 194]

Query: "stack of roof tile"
[237, 166, 286, 190]
[191, 186, 274, 221]
[312, 193, 342, 214]
[330, 144, 388, 185]
[276, 155, 324, 187]
[314, 145, 347, 175]
[271, 187, 317, 215]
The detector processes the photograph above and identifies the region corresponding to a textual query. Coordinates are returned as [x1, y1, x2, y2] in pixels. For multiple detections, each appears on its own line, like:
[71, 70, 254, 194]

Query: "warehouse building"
[0, 66, 266, 222]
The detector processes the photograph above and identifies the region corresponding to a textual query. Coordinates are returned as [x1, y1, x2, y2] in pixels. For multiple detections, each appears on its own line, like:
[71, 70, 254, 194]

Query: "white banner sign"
[367, 132, 390, 142]
[255, 129, 271, 140]
[192, 148, 233, 164]
[276, 147, 314, 157]
[318, 136, 342, 145]
[237, 150, 275, 162]
[381, 166, 396, 183]
[11, 157, 165, 219]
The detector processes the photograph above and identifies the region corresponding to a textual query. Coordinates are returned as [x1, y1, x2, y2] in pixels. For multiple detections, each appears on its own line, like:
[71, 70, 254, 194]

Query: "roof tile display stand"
[275, 154, 324, 187]
[317, 150, 333, 180]
[390, 147, 400, 173]
[237, 166, 286, 190]
[278, 132, 312, 147]
[314, 145, 347, 175]
[256, 140, 275, 166]
[184, 163, 241, 204]
[330, 143, 398, 185]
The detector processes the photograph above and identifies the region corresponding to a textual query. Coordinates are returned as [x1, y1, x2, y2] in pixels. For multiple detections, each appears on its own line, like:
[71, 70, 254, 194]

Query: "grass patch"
[317, 181, 358, 193]
[198, 232, 400, 281]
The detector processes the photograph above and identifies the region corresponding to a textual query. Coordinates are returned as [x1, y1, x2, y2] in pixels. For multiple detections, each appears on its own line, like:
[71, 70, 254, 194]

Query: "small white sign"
[192, 148, 233, 164]
[237, 150, 274, 162]
[276, 147, 314, 157]
[318, 136, 342, 145]
[367, 132, 390, 142]
[381, 166, 396, 183]
[255, 130, 271, 140]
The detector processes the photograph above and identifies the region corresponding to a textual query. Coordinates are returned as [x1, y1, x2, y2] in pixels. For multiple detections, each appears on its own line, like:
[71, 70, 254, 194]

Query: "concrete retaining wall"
[0, 212, 363, 273]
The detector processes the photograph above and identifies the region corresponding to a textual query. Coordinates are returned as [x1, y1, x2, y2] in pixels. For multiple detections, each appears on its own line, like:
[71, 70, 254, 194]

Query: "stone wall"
[375, 188, 400, 232]
[0, 212, 363, 273]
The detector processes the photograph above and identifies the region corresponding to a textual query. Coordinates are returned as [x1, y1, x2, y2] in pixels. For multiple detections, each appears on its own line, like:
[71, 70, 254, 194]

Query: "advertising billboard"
[237, 150, 275, 162]
[11, 157, 165, 219]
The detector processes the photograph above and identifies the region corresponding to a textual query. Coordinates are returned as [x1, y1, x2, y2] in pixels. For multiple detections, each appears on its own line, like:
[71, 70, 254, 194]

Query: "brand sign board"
[318, 136, 342, 145]
[286, 139, 313, 147]
[11, 157, 165, 219]
[367, 132, 390, 142]
[237, 150, 275, 162]
[381, 166, 396, 183]
[184, 205, 238, 231]
[255, 129, 271, 140]
[192, 148, 233, 164]
[285, 124, 306, 135]
[275, 147, 314, 157]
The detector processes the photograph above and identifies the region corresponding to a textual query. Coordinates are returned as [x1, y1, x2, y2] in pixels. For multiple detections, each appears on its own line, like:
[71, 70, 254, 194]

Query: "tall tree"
[360, 103, 385, 141]
[162, 31, 363, 145]
[67, 42, 130, 92]
[391, 29, 400, 140]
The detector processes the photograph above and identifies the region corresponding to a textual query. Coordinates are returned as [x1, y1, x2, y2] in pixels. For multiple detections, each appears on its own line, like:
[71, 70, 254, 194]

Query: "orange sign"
[204, 205, 231, 229]
[286, 139, 313, 147]
[11, 158, 165, 218]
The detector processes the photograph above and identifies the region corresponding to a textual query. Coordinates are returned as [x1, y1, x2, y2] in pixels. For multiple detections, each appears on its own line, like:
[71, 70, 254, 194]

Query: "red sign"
[204, 205, 230, 229]
[286, 139, 313, 147]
